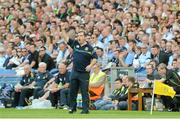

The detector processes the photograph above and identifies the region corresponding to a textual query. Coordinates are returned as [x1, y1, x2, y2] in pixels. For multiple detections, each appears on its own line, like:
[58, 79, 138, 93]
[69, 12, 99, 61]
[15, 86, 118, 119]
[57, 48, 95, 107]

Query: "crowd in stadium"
[0, 0, 179, 112]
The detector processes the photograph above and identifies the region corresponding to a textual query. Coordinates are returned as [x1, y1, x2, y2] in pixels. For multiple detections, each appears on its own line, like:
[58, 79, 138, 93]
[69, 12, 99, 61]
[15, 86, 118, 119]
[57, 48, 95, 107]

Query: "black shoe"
[68, 109, 76, 114]
[80, 110, 89, 114]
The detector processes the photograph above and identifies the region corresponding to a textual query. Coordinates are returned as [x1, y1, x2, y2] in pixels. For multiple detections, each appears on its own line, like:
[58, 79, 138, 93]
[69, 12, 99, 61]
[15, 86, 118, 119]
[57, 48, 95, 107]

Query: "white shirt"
[0, 56, 6, 68]
[56, 49, 70, 64]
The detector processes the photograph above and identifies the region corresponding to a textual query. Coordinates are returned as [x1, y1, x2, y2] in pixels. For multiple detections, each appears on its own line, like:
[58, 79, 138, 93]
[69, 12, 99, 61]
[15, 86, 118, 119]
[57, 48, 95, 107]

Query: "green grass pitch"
[0, 109, 180, 119]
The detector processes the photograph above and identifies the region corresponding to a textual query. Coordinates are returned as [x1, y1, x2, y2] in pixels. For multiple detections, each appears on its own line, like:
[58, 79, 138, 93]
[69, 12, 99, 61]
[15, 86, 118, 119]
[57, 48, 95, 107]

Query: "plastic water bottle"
[77, 94, 82, 108]
[0, 101, 5, 108]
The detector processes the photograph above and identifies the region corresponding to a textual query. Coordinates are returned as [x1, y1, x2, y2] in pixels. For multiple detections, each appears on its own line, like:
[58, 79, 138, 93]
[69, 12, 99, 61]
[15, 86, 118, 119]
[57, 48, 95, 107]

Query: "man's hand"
[86, 59, 97, 72]
[50, 88, 58, 93]
[119, 54, 124, 59]
[61, 30, 69, 42]
[144, 79, 152, 83]
[85, 65, 92, 72]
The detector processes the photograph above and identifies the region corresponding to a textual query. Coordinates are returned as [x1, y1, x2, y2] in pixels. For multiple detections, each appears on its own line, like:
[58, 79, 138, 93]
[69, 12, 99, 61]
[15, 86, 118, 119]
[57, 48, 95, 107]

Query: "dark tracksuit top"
[67, 39, 97, 73]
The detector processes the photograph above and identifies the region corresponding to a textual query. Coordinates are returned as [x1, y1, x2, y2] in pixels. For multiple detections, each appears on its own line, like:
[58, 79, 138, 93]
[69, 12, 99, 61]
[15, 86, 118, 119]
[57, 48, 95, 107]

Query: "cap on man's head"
[119, 47, 127, 52]
[95, 46, 103, 51]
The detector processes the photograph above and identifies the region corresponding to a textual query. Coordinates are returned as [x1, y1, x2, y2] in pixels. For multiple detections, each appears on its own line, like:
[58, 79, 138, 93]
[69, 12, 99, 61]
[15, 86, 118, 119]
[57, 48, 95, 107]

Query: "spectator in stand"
[29, 44, 39, 69]
[0, 46, 6, 68]
[6, 48, 21, 69]
[16, 48, 31, 68]
[171, 58, 180, 75]
[56, 42, 70, 65]
[151, 44, 169, 65]
[135, 44, 151, 72]
[118, 46, 134, 67]
[38, 46, 55, 71]
[95, 47, 108, 69]
[144, 64, 160, 87]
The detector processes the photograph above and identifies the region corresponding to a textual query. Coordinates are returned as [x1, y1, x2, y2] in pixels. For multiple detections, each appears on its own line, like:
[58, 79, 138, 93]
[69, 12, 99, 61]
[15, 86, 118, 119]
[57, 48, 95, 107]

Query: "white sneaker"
[63, 105, 69, 110]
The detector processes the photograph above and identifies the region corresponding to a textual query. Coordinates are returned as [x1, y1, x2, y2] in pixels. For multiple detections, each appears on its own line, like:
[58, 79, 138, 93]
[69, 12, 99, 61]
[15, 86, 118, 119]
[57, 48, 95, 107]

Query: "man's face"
[29, 45, 35, 53]
[14, 36, 20, 44]
[172, 61, 179, 68]
[96, 49, 103, 57]
[114, 80, 122, 89]
[146, 65, 153, 75]
[24, 66, 30, 75]
[77, 32, 86, 45]
[166, 42, 172, 52]
[157, 67, 166, 77]
[38, 65, 46, 73]
[22, 48, 28, 56]
[151, 47, 159, 56]
[141, 47, 147, 54]
[39, 48, 45, 57]
[59, 43, 66, 51]
[58, 63, 67, 74]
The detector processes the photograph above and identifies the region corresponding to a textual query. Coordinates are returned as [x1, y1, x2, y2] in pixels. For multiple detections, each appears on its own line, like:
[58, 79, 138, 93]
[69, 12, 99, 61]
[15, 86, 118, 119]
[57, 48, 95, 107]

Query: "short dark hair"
[173, 58, 177, 62]
[30, 43, 36, 48]
[152, 44, 160, 49]
[40, 46, 46, 50]
[113, 19, 123, 27]
[115, 77, 123, 83]
[95, 47, 103, 51]
[127, 76, 135, 84]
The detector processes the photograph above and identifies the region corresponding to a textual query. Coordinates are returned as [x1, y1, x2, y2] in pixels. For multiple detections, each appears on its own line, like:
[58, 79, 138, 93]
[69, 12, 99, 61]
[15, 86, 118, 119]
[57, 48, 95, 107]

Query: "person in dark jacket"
[117, 76, 135, 110]
[151, 45, 169, 65]
[145, 64, 160, 87]
[157, 63, 180, 111]
[62, 30, 97, 114]
[38, 46, 55, 71]
[17, 62, 53, 107]
[13, 64, 35, 107]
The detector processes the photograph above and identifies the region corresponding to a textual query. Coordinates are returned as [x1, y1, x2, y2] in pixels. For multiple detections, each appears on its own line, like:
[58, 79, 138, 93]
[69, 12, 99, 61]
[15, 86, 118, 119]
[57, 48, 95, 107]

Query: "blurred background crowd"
[0, 0, 179, 111]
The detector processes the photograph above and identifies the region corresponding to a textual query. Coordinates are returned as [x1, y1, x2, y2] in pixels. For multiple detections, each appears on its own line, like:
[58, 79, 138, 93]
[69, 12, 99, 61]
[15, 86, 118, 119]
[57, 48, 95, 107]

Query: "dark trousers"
[49, 91, 59, 107]
[18, 89, 33, 106]
[33, 88, 45, 99]
[161, 86, 180, 110]
[13, 92, 20, 107]
[69, 70, 90, 111]
[60, 88, 70, 106]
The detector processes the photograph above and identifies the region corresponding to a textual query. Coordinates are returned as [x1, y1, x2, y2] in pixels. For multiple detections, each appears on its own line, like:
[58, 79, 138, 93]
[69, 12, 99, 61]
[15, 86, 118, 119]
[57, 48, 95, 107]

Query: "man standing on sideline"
[62, 29, 97, 114]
